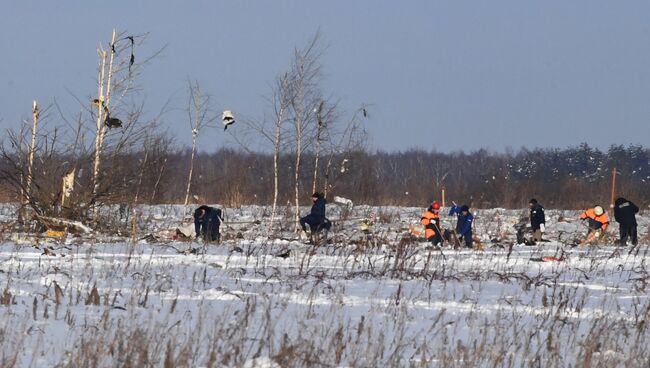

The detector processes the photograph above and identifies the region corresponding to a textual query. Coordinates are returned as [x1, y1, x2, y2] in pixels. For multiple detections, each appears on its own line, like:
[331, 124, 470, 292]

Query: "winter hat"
[461, 205, 470, 212]
[431, 201, 440, 210]
[529, 198, 538, 205]
[312, 192, 321, 198]
[594, 205, 604, 216]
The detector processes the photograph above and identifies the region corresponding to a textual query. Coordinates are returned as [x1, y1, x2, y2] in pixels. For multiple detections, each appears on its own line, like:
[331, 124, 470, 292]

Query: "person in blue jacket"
[194, 205, 222, 242]
[300, 192, 329, 237]
[449, 204, 474, 248]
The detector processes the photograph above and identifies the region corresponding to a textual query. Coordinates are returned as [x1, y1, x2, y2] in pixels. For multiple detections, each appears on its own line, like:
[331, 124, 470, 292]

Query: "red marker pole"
[441, 187, 446, 208]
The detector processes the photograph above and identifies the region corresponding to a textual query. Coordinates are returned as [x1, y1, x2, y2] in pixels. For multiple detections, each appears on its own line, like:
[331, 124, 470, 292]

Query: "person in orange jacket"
[421, 201, 442, 245]
[579, 205, 609, 244]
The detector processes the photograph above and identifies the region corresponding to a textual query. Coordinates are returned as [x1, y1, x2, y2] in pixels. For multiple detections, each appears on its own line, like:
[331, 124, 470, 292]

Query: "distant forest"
[2, 143, 647, 210]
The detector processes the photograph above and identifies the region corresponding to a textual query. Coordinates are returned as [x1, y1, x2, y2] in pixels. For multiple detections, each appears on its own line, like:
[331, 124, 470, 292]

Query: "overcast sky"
[1, 1, 649, 152]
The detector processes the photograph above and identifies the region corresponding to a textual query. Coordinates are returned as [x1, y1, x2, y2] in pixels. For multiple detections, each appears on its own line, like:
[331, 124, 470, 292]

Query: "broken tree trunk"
[91, 29, 117, 220]
[34, 214, 93, 234]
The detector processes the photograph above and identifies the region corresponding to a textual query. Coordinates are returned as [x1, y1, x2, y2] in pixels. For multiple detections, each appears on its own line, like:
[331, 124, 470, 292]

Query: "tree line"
[2, 143, 648, 212]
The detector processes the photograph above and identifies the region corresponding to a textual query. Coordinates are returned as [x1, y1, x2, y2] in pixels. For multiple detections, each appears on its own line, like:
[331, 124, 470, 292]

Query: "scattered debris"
[333, 196, 353, 208]
[46, 230, 65, 238]
[222, 110, 235, 131]
[104, 116, 123, 129]
[140, 234, 157, 242]
[530, 256, 565, 262]
[35, 214, 92, 234]
[183, 247, 201, 255]
[41, 247, 56, 256]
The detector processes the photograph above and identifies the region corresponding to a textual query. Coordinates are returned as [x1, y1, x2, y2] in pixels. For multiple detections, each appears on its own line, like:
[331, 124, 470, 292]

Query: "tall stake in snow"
[91, 29, 117, 219]
[442, 187, 446, 207]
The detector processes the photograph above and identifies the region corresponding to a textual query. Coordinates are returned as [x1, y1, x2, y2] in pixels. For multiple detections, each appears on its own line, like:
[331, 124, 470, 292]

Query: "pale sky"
[1, 1, 649, 152]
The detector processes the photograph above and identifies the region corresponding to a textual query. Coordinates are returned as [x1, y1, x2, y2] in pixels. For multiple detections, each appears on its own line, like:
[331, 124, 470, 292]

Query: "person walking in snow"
[421, 201, 442, 245]
[614, 197, 639, 246]
[300, 192, 330, 239]
[194, 205, 222, 242]
[449, 204, 474, 248]
[528, 198, 546, 242]
[579, 205, 609, 244]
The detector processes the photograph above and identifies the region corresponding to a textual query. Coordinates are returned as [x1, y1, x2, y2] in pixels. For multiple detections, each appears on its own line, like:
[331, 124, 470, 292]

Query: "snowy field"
[1, 204, 649, 367]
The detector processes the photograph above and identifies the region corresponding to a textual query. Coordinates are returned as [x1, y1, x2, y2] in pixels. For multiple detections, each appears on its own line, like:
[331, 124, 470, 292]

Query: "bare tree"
[148, 134, 174, 203]
[24, 101, 39, 213]
[1, 106, 90, 220]
[269, 75, 291, 230]
[310, 100, 342, 195]
[183, 81, 217, 207]
[321, 106, 367, 197]
[0, 29, 164, 230]
[287, 34, 325, 230]
[90, 30, 116, 218]
[312, 101, 325, 194]
[90, 30, 158, 219]
[232, 72, 292, 232]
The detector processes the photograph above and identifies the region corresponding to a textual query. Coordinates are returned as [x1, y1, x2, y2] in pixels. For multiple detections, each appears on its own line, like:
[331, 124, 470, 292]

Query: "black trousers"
[202, 220, 220, 241]
[300, 215, 326, 232]
[619, 223, 638, 245]
[428, 232, 442, 245]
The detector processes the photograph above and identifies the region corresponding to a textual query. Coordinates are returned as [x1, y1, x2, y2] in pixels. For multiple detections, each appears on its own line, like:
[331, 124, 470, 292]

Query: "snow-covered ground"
[1, 204, 649, 367]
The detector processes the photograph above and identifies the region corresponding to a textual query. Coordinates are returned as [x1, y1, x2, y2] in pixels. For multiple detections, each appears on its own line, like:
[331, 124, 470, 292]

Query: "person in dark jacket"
[528, 198, 546, 242]
[300, 192, 330, 237]
[614, 197, 639, 246]
[194, 205, 222, 242]
[449, 204, 473, 248]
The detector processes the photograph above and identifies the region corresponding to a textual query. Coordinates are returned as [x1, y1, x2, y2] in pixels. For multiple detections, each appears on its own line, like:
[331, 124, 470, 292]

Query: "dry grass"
[0, 208, 649, 367]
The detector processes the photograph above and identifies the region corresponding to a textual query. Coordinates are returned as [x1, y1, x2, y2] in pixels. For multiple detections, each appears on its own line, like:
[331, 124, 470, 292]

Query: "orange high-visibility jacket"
[421, 209, 440, 239]
[580, 208, 609, 230]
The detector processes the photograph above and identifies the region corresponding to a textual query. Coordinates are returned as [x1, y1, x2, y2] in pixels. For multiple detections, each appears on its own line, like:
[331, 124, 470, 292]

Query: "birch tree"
[90, 30, 156, 219]
[235, 72, 293, 232]
[287, 34, 325, 230]
[0, 106, 84, 219]
[269, 75, 291, 230]
[90, 30, 116, 218]
[184, 81, 217, 207]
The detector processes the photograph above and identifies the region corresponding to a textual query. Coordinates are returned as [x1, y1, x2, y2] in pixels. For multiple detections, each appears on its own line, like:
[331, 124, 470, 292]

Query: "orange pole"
[441, 187, 446, 207]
